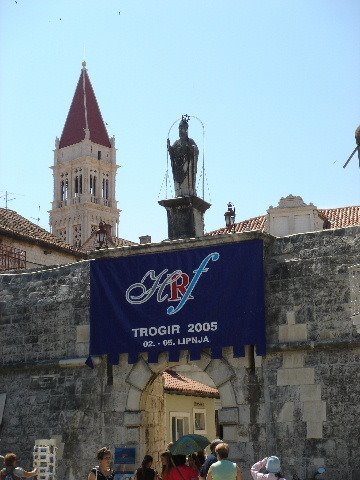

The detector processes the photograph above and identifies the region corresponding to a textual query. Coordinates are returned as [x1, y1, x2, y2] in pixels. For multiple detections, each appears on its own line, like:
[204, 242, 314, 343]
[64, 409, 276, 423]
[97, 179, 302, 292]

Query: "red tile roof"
[319, 206, 360, 229]
[0, 208, 84, 256]
[208, 215, 267, 236]
[208, 206, 360, 236]
[163, 370, 219, 398]
[59, 64, 111, 149]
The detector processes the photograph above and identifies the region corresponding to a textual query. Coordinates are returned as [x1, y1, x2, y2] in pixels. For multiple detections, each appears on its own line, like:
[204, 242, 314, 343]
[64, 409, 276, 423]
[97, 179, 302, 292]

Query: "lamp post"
[96, 221, 108, 249]
[224, 202, 236, 231]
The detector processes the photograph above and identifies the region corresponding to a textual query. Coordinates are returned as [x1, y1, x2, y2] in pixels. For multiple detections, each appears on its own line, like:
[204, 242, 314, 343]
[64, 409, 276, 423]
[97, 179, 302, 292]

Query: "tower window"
[90, 175, 96, 196]
[75, 175, 83, 196]
[102, 178, 109, 199]
[61, 180, 68, 200]
[98, 151, 101, 160]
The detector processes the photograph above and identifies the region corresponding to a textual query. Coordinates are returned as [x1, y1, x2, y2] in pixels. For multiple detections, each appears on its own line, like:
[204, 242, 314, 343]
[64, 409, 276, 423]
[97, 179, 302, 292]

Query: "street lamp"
[224, 202, 236, 230]
[96, 221, 108, 249]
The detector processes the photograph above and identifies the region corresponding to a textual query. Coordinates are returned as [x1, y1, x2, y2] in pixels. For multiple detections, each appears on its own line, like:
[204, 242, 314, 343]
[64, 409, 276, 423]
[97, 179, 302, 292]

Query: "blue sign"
[89, 240, 266, 364]
[114, 474, 133, 480]
[114, 447, 136, 465]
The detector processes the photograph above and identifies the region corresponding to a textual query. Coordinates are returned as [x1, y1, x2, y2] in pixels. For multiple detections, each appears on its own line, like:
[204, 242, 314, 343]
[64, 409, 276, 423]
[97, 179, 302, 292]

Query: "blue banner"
[89, 240, 265, 364]
[114, 447, 136, 465]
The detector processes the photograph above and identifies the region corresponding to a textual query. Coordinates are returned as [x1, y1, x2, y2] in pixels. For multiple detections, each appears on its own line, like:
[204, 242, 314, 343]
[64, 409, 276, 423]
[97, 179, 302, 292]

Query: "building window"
[90, 175, 96, 196]
[170, 412, 190, 443]
[61, 179, 68, 200]
[58, 228, 66, 242]
[215, 410, 223, 439]
[74, 175, 83, 196]
[193, 409, 206, 434]
[73, 224, 82, 247]
[98, 150, 101, 160]
[102, 178, 109, 199]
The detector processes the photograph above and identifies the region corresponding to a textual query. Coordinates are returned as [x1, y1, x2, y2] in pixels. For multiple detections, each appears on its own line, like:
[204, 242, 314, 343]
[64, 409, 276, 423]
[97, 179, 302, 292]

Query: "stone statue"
[343, 125, 360, 168]
[167, 115, 199, 197]
[355, 125, 360, 163]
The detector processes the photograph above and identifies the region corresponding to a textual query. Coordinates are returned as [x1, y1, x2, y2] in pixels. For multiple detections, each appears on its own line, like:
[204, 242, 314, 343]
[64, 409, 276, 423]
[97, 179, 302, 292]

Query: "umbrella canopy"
[170, 434, 210, 456]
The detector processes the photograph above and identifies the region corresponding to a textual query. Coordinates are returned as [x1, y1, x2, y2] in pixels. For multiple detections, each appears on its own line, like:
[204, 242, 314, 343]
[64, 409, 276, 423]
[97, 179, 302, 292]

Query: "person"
[160, 451, 174, 480]
[250, 456, 285, 480]
[196, 451, 206, 469]
[206, 443, 243, 480]
[167, 115, 199, 198]
[199, 439, 222, 480]
[0, 452, 37, 479]
[168, 455, 198, 480]
[134, 455, 157, 480]
[187, 452, 204, 472]
[187, 453, 198, 471]
[88, 447, 114, 480]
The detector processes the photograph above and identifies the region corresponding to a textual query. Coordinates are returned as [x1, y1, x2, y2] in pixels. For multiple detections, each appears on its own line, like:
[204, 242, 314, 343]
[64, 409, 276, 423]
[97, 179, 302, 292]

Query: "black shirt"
[91, 467, 115, 480]
[136, 467, 156, 480]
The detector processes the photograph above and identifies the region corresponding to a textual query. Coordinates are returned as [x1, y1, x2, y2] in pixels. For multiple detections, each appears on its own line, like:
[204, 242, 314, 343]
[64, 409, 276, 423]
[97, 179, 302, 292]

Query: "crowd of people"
[88, 440, 286, 480]
[0, 440, 285, 479]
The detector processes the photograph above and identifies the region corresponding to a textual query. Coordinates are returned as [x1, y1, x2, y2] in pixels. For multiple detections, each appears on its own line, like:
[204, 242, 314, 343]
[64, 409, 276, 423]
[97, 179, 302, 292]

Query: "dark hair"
[142, 455, 153, 468]
[210, 439, 222, 453]
[188, 453, 202, 471]
[97, 447, 111, 460]
[197, 450, 205, 466]
[161, 451, 173, 477]
[4, 454, 16, 467]
[173, 455, 186, 467]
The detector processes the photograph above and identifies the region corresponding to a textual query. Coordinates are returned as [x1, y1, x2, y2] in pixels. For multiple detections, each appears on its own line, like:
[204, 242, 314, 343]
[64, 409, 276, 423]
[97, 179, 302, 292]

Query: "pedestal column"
[158, 196, 211, 240]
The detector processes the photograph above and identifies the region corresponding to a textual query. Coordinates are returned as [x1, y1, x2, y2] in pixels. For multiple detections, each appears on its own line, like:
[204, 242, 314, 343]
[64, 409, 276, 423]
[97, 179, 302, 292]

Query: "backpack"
[0, 467, 19, 480]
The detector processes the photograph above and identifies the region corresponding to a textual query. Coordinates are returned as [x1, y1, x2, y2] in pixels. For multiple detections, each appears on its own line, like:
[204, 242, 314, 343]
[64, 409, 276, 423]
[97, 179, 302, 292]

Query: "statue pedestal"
[158, 196, 211, 240]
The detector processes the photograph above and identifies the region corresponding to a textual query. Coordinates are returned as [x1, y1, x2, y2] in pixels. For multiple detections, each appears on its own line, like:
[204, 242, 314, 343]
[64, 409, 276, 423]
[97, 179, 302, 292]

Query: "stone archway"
[122, 350, 240, 463]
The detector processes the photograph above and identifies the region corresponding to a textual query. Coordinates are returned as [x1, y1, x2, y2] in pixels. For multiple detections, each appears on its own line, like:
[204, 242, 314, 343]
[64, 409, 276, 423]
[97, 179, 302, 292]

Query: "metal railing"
[0, 245, 26, 271]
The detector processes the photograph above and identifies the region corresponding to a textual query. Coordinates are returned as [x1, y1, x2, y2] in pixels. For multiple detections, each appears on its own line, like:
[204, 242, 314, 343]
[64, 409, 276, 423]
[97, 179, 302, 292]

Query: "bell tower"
[49, 62, 120, 247]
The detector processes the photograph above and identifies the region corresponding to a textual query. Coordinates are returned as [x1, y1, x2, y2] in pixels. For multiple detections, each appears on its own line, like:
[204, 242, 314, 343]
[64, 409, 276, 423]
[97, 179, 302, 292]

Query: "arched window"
[90, 175, 96, 196]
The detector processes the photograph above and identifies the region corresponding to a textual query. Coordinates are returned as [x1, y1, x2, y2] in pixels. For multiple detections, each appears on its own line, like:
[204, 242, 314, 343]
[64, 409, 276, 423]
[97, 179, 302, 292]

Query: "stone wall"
[262, 226, 360, 479]
[0, 228, 359, 480]
[142, 373, 166, 466]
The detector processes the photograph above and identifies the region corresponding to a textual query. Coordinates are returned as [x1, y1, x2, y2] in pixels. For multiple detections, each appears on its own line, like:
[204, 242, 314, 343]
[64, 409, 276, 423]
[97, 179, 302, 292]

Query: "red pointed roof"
[59, 63, 111, 149]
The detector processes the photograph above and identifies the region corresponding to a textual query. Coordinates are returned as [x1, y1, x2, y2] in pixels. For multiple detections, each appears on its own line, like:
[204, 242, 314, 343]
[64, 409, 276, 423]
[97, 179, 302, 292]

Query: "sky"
[0, 0, 359, 243]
